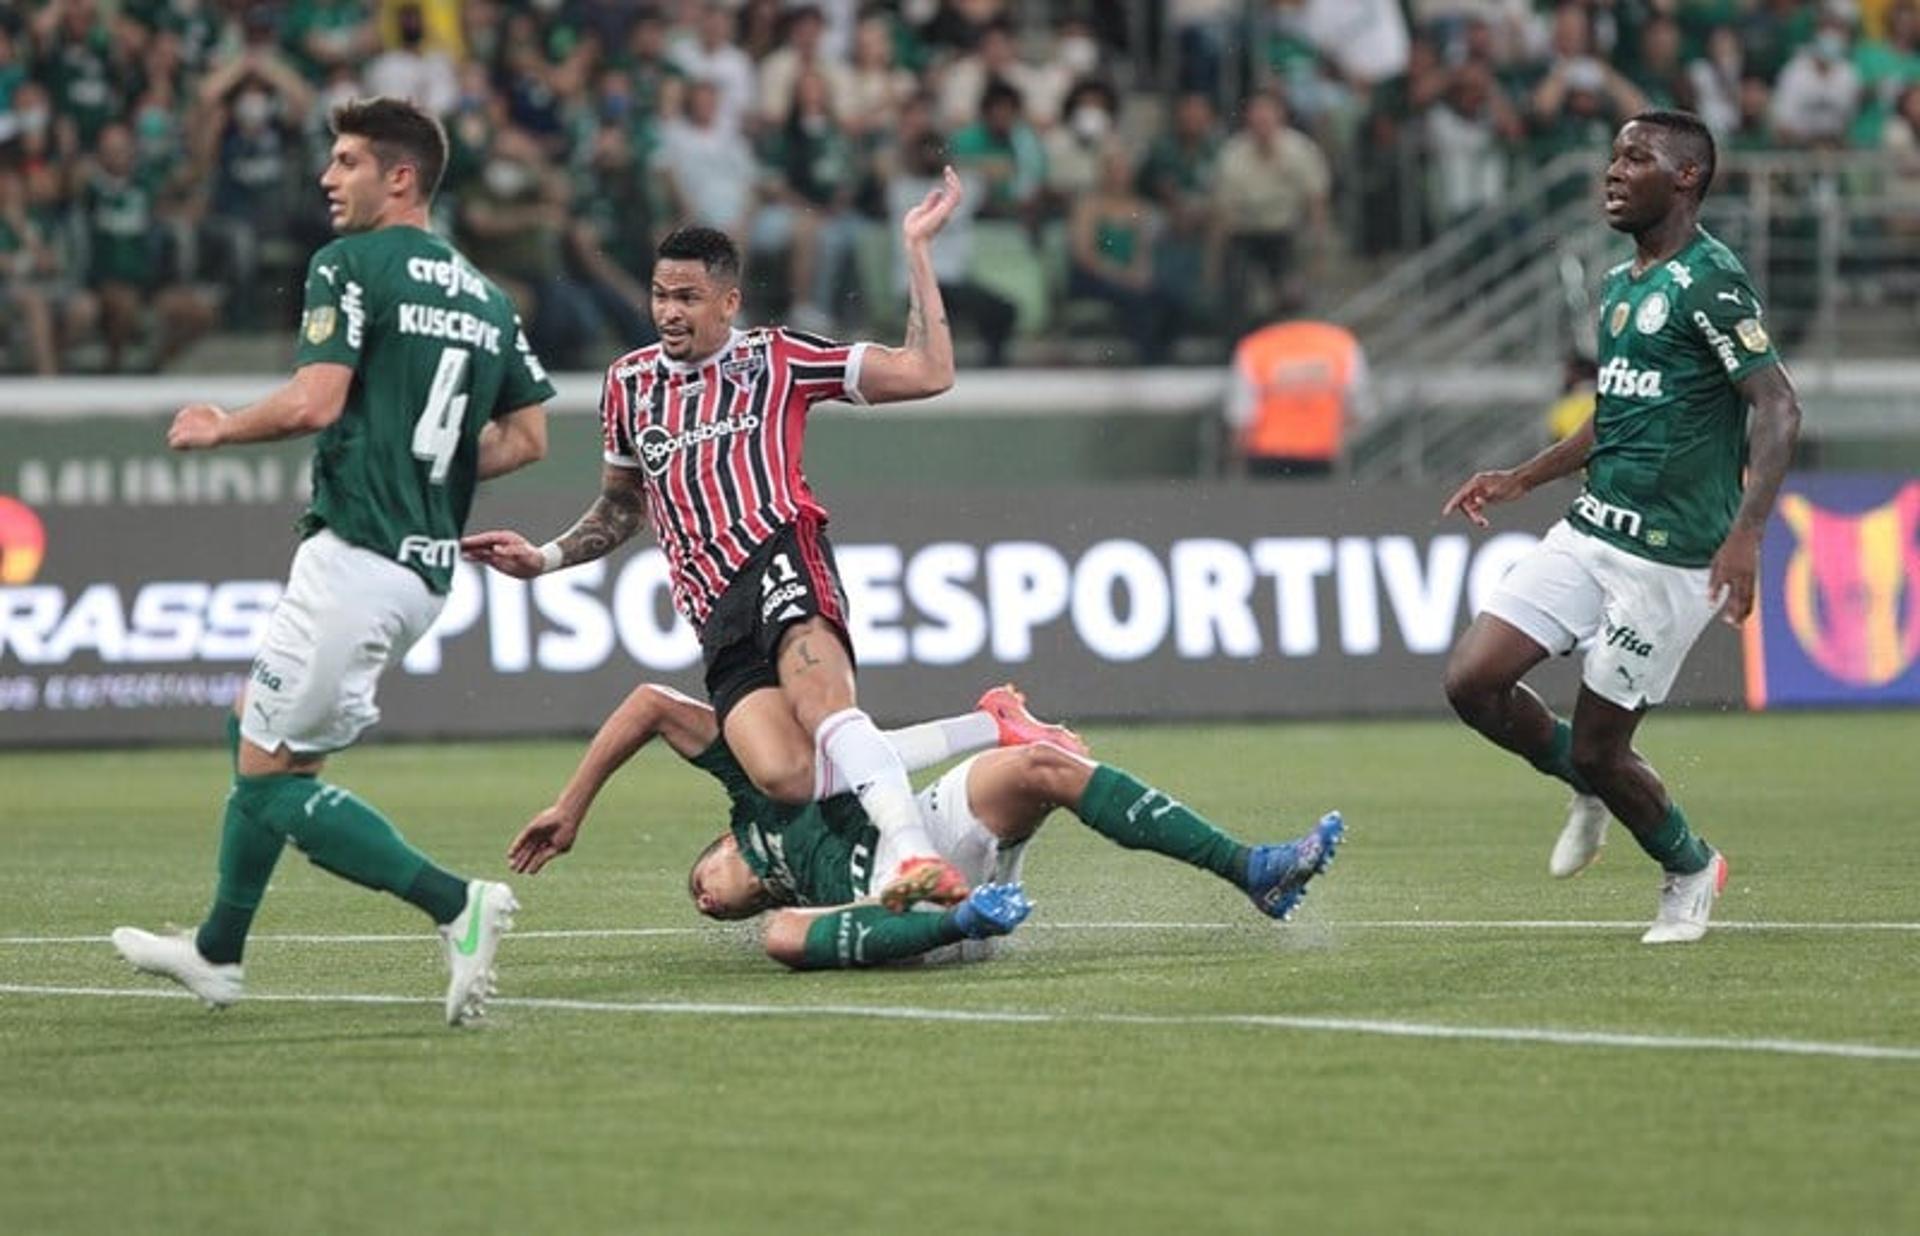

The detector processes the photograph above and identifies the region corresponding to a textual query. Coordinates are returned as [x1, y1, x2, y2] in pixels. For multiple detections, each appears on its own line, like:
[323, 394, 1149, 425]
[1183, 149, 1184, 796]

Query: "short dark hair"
[1627, 108, 1716, 202]
[330, 96, 448, 202]
[981, 79, 1023, 115]
[656, 225, 741, 283]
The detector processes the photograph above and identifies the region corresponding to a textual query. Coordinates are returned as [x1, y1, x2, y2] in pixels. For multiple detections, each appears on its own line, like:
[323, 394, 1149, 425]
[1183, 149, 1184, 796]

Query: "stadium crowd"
[0, 0, 1916, 374]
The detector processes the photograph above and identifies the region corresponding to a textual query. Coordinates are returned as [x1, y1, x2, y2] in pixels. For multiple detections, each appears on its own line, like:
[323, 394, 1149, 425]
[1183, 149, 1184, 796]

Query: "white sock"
[815, 710, 998, 799]
[991, 838, 1029, 885]
[815, 708, 934, 850]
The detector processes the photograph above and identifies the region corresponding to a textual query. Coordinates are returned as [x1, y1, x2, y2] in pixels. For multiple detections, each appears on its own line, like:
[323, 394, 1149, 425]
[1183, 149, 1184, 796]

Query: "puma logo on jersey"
[1596, 357, 1664, 398]
[1717, 290, 1744, 305]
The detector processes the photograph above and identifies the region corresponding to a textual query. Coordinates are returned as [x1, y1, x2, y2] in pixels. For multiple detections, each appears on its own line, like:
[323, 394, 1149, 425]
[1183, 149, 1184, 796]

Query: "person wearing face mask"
[459, 127, 598, 369]
[1043, 78, 1119, 202]
[1687, 25, 1746, 138]
[0, 163, 98, 375]
[78, 121, 215, 371]
[197, 54, 315, 325]
[752, 67, 864, 332]
[567, 119, 657, 351]
[365, 2, 459, 116]
[756, 5, 854, 130]
[27, 0, 126, 151]
[1771, 13, 1865, 147]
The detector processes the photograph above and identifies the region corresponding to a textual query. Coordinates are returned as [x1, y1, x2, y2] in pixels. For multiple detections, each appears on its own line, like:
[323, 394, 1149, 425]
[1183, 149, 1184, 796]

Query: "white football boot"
[1549, 793, 1610, 878]
[111, 927, 244, 1008]
[1641, 849, 1729, 945]
[439, 880, 518, 1026]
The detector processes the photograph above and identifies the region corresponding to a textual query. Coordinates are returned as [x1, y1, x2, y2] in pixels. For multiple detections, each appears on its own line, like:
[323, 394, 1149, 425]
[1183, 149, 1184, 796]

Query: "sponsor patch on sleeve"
[304, 306, 337, 344]
[1735, 317, 1770, 353]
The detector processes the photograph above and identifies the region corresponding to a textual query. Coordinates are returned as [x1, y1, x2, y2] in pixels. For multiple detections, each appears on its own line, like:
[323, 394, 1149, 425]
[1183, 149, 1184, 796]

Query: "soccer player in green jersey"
[1441, 110, 1802, 944]
[503, 684, 1344, 970]
[112, 98, 557, 1023]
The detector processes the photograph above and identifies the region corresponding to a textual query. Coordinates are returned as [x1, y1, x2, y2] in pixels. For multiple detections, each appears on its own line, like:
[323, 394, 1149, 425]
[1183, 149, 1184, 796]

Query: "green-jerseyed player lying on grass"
[506, 685, 1345, 970]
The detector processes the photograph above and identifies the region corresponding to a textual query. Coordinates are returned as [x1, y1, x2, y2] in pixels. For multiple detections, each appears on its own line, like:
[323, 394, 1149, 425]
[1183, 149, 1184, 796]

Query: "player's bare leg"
[720, 687, 820, 804]
[777, 617, 962, 898]
[1446, 613, 1610, 874]
[1570, 687, 1725, 943]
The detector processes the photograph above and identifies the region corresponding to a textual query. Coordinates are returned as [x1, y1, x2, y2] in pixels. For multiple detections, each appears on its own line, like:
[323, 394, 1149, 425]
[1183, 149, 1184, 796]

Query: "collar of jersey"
[658, 328, 743, 374]
[1628, 225, 1707, 283]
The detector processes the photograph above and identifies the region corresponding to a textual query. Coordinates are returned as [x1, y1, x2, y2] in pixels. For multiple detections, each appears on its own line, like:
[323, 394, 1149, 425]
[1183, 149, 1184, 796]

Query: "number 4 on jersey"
[412, 347, 471, 484]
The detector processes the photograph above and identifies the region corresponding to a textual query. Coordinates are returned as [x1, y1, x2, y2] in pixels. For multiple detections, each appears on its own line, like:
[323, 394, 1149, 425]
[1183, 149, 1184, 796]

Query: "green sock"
[1078, 766, 1251, 887]
[237, 774, 470, 924]
[1630, 802, 1712, 875]
[1527, 718, 1595, 795]
[797, 906, 962, 969]
[194, 784, 287, 965]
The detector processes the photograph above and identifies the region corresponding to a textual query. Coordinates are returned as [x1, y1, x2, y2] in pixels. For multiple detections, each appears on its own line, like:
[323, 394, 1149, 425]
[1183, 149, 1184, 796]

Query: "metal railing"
[1339, 149, 1920, 480]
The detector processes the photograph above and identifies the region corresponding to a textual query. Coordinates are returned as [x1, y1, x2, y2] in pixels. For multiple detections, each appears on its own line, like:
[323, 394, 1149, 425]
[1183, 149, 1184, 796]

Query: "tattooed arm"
[459, 464, 649, 579]
[856, 165, 962, 404]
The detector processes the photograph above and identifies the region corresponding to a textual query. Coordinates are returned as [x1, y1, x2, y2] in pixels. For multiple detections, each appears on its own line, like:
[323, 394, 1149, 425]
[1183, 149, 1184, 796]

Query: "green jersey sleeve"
[493, 317, 556, 418]
[294, 242, 365, 370]
[1683, 266, 1779, 386]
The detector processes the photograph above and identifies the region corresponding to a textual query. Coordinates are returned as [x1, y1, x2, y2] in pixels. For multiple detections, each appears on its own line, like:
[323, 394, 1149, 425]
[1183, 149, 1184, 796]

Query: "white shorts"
[240, 530, 445, 754]
[870, 755, 1004, 894]
[1481, 520, 1719, 710]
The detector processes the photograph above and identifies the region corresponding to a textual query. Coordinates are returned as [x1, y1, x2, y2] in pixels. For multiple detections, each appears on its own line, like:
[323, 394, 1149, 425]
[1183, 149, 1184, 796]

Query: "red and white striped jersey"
[600, 326, 869, 628]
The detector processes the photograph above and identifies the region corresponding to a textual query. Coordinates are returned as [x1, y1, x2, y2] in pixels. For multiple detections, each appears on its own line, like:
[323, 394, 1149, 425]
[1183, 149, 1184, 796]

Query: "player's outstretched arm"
[856, 165, 962, 404]
[462, 463, 648, 579]
[1710, 364, 1802, 626]
[509, 683, 722, 874]
[166, 363, 353, 450]
[477, 404, 549, 480]
[1442, 416, 1596, 527]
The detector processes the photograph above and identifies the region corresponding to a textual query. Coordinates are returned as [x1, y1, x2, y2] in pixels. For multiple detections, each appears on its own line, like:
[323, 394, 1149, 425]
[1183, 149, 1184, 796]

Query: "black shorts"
[701, 516, 854, 723]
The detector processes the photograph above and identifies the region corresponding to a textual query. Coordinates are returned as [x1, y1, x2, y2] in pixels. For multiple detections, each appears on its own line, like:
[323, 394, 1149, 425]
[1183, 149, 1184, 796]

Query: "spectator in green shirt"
[948, 79, 1046, 227]
[79, 121, 213, 372]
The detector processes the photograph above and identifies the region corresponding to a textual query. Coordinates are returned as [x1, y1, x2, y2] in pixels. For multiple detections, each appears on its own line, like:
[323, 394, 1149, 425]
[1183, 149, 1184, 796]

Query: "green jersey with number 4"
[1576, 227, 1780, 567]
[294, 226, 554, 593]
[692, 742, 879, 907]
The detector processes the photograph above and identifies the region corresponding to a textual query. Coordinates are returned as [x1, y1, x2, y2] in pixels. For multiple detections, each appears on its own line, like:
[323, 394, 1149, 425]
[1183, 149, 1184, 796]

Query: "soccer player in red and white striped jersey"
[465, 167, 972, 906]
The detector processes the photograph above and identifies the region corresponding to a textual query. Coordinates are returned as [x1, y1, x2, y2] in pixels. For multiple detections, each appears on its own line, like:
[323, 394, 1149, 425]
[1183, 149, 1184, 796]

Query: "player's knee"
[1442, 660, 1490, 721]
[763, 912, 812, 969]
[1011, 741, 1087, 798]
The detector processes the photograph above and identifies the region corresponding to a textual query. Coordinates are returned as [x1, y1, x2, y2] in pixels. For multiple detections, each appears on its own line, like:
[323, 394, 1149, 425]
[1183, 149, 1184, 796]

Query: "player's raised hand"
[508, 805, 581, 875]
[461, 529, 547, 578]
[902, 165, 963, 246]
[1707, 526, 1760, 626]
[1442, 469, 1526, 528]
[167, 403, 228, 451]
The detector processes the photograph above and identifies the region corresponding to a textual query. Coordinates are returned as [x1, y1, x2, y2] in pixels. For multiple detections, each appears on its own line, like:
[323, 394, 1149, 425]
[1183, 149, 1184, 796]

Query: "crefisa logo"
[0, 496, 47, 585]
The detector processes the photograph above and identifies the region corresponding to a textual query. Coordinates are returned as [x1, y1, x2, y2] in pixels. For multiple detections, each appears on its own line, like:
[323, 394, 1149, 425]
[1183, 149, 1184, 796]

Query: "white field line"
[1, 982, 1916, 1063]
[2, 919, 1918, 946]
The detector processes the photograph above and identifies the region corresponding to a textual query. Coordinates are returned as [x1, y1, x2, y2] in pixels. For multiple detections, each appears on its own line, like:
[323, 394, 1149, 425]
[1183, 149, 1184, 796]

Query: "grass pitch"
[2, 712, 1917, 1235]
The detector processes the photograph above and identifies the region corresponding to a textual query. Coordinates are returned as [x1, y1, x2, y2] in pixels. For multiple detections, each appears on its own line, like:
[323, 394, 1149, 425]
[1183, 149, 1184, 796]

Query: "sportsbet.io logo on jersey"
[636, 415, 762, 477]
